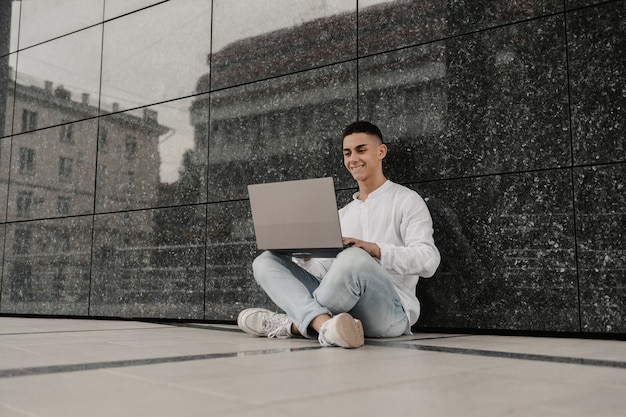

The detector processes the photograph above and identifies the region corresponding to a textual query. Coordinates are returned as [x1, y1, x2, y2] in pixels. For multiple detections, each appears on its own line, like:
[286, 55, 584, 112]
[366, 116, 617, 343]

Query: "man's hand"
[342, 237, 381, 259]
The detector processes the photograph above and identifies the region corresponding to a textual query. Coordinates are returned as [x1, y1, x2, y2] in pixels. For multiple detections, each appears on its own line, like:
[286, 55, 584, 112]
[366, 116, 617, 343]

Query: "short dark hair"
[342, 121, 384, 143]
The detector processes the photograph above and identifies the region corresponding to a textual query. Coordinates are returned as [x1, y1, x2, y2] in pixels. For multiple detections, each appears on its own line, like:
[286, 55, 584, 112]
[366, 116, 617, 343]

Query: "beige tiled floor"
[1, 317, 625, 417]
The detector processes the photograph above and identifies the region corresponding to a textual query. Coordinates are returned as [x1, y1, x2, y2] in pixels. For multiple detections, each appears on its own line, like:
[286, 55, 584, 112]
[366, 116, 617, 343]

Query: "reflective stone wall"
[0, 0, 623, 334]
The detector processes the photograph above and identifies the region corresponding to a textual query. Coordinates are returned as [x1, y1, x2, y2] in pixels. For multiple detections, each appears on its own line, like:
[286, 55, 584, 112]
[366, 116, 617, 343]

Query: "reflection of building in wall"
[3, 71, 168, 220]
[96, 105, 168, 211]
[1, 73, 168, 311]
[4, 217, 93, 314]
[2, 80, 97, 221]
[203, 3, 449, 187]
[173, 73, 210, 204]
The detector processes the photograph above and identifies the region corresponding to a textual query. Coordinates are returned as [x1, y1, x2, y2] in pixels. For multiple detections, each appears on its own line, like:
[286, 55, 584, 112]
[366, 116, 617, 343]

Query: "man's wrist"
[371, 244, 381, 259]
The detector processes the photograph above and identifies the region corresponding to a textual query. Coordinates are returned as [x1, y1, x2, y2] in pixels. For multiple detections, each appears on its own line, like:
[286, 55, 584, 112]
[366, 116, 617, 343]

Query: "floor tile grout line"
[152, 323, 245, 333]
[365, 340, 626, 369]
[0, 346, 323, 379]
[392, 334, 472, 342]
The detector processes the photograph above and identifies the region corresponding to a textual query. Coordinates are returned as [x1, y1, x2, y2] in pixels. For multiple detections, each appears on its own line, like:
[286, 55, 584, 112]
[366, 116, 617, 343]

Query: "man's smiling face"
[342, 132, 387, 183]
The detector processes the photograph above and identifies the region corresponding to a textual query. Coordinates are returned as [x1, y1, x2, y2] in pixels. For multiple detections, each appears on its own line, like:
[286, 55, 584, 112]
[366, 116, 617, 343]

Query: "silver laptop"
[248, 177, 345, 258]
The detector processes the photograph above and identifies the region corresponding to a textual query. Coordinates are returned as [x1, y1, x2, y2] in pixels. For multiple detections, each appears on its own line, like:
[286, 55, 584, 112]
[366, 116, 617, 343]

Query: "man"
[238, 121, 440, 348]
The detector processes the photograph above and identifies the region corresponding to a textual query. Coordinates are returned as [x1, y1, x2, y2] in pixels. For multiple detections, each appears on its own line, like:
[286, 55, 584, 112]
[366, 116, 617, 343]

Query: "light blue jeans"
[252, 247, 409, 338]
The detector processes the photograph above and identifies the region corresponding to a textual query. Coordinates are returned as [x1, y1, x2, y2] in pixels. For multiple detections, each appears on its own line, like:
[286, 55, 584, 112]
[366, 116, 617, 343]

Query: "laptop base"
[257, 247, 345, 258]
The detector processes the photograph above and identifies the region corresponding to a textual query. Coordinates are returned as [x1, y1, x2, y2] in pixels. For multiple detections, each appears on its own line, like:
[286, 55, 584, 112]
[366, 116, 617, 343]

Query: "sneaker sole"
[333, 313, 365, 349]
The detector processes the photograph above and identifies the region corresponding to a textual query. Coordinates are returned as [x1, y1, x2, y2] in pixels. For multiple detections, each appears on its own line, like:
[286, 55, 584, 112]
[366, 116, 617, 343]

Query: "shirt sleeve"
[378, 193, 440, 278]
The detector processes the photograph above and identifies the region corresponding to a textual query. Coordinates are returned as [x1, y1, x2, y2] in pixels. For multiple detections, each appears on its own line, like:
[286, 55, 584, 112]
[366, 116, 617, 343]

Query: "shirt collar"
[352, 179, 392, 202]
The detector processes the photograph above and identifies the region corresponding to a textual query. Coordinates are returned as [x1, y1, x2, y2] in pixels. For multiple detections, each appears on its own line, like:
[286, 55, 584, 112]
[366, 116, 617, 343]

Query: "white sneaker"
[318, 313, 364, 349]
[237, 308, 293, 339]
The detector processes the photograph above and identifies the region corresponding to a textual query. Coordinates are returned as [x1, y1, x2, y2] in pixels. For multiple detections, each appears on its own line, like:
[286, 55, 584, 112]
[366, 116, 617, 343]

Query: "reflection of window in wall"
[52, 270, 65, 298]
[14, 228, 32, 254]
[10, 262, 33, 301]
[57, 230, 71, 252]
[97, 165, 107, 189]
[19, 147, 36, 175]
[99, 126, 108, 153]
[125, 136, 137, 160]
[59, 122, 74, 144]
[21, 110, 38, 132]
[57, 196, 71, 215]
[16, 191, 33, 218]
[58, 157, 73, 182]
[194, 122, 209, 150]
[126, 171, 135, 188]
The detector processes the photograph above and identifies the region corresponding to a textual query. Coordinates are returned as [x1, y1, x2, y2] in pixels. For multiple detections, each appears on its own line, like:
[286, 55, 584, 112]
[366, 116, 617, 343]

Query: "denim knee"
[316, 247, 377, 292]
[334, 247, 378, 275]
[251, 251, 279, 285]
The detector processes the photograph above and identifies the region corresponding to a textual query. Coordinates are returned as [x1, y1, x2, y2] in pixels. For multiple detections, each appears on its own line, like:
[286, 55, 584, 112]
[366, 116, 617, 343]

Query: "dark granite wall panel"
[568, 1, 625, 165]
[90, 206, 206, 319]
[17, 0, 104, 50]
[101, 0, 212, 111]
[0, 0, 623, 335]
[415, 170, 578, 331]
[12, 27, 102, 134]
[208, 62, 358, 201]
[566, 0, 611, 10]
[0, 223, 5, 311]
[358, 0, 562, 56]
[0, 53, 15, 140]
[1, 0, 18, 56]
[575, 164, 626, 333]
[1, 217, 92, 315]
[104, 0, 165, 20]
[0, 1, 14, 142]
[359, 15, 570, 182]
[0, 1, 13, 218]
[205, 200, 275, 321]
[0, 138, 9, 222]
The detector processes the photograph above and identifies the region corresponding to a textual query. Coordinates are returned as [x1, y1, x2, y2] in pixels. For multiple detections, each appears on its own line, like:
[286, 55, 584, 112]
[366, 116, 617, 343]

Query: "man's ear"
[379, 143, 388, 160]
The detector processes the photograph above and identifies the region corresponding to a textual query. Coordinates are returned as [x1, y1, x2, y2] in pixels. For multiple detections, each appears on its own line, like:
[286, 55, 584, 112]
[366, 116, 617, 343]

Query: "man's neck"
[356, 176, 387, 201]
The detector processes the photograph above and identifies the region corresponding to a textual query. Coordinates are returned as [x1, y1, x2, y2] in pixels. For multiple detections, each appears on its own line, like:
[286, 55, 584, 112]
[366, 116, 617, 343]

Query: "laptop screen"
[247, 177, 344, 257]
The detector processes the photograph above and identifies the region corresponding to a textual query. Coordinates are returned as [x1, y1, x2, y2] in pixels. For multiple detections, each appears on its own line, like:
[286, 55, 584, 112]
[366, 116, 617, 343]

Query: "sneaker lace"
[264, 315, 292, 339]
